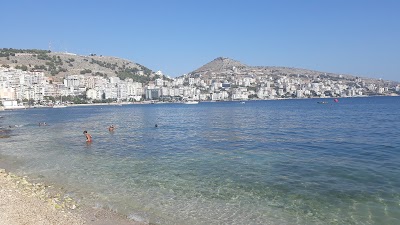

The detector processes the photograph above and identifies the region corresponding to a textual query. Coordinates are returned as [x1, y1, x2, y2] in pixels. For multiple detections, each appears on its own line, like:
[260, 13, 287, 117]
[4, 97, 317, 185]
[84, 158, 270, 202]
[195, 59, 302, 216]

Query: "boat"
[53, 95, 68, 108]
[52, 104, 67, 108]
[240, 101, 245, 104]
[317, 101, 328, 104]
[183, 100, 199, 104]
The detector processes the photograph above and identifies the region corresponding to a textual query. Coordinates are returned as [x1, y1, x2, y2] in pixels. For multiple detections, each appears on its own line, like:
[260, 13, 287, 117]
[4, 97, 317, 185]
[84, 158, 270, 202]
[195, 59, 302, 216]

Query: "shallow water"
[1, 97, 400, 224]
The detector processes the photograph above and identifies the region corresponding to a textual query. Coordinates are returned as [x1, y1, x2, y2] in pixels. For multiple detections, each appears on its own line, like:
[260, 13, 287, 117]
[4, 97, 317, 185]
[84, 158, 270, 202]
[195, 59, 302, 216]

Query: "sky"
[1, 0, 399, 81]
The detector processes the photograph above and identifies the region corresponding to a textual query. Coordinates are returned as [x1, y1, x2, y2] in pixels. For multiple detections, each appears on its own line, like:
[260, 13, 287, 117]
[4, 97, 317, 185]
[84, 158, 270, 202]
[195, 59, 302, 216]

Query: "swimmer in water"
[83, 130, 92, 142]
[108, 125, 115, 132]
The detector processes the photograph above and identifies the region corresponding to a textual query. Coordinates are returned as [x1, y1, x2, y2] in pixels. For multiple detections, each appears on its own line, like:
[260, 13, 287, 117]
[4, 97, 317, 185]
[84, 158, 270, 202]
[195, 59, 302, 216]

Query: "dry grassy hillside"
[0, 49, 153, 82]
[189, 57, 396, 85]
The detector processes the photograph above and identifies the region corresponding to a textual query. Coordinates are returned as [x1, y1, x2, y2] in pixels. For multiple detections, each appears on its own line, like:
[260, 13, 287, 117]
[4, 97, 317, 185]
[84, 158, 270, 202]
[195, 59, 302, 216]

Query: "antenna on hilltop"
[48, 42, 52, 52]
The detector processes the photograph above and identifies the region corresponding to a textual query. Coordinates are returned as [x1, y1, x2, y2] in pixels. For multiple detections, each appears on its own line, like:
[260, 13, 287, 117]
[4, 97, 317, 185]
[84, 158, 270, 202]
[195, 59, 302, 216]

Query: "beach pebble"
[0, 169, 86, 224]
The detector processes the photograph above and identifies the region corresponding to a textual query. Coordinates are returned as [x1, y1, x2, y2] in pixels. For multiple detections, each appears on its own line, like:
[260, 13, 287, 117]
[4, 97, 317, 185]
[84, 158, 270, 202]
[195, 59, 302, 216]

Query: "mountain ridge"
[192, 57, 248, 74]
[189, 57, 396, 85]
[0, 48, 397, 84]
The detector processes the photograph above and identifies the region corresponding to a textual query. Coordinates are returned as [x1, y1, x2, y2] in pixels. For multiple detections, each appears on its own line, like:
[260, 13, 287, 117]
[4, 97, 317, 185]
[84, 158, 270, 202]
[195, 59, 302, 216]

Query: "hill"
[1, 48, 397, 86]
[189, 57, 397, 85]
[0, 48, 154, 83]
[192, 57, 248, 74]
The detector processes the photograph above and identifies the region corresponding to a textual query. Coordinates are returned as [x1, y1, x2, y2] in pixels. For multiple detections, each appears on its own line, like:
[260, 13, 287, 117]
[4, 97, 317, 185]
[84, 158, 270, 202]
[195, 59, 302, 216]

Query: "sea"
[0, 96, 399, 225]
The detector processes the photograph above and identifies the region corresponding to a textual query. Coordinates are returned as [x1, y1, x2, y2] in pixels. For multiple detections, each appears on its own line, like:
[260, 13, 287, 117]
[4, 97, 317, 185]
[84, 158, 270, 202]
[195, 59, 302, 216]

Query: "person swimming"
[83, 130, 92, 142]
[108, 125, 115, 132]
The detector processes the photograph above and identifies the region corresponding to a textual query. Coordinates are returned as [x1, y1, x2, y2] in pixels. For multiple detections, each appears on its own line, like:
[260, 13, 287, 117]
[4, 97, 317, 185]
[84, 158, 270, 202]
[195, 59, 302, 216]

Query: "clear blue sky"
[1, 0, 399, 81]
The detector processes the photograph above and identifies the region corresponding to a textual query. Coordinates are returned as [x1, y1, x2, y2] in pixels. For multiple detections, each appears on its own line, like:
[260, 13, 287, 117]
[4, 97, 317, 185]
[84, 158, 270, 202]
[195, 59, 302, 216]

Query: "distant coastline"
[2, 94, 398, 111]
[1, 49, 399, 108]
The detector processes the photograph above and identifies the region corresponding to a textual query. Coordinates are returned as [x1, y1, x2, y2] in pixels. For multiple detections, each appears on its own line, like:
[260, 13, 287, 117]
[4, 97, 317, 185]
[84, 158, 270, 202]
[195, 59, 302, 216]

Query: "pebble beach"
[0, 168, 144, 225]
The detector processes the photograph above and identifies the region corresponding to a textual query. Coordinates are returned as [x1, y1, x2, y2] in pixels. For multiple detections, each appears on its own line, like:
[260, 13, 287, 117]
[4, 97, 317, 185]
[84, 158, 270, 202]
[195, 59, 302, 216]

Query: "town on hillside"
[0, 51, 399, 109]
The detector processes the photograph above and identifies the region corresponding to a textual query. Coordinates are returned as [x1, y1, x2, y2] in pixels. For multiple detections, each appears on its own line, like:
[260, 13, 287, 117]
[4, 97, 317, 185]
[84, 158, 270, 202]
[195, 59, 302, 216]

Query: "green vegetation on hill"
[15, 65, 28, 71]
[137, 63, 152, 75]
[118, 68, 150, 83]
[42, 55, 67, 75]
[90, 58, 118, 70]
[0, 49, 69, 76]
[0, 48, 50, 57]
[80, 69, 92, 74]
[115, 62, 154, 83]
[33, 65, 47, 70]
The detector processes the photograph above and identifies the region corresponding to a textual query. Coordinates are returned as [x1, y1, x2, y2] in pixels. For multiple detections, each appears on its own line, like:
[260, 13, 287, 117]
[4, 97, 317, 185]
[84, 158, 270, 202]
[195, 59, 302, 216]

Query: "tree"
[28, 99, 35, 105]
[248, 94, 258, 99]
[80, 69, 92, 74]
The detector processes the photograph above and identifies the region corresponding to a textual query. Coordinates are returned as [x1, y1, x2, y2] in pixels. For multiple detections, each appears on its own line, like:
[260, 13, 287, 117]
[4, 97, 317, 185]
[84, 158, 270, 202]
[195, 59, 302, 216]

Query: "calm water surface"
[1, 97, 399, 225]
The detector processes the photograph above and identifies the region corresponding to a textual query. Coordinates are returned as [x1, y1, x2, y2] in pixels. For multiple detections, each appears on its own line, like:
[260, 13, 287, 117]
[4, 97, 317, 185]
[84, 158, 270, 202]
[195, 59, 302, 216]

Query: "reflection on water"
[1, 97, 400, 224]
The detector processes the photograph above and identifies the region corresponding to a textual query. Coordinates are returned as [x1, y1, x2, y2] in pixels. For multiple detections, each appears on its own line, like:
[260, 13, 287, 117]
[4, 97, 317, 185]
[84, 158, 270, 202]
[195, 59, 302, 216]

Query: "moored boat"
[52, 104, 67, 108]
[183, 100, 199, 104]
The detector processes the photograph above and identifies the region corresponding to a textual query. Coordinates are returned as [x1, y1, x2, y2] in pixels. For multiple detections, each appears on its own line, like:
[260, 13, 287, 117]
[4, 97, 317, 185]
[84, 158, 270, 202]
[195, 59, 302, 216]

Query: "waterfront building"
[1, 100, 25, 110]
[104, 83, 118, 99]
[145, 88, 161, 100]
[296, 90, 304, 98]
[86, 89, 99, 100]
[0, 64, 398, 104]
[64, 75, 81, 88]
[0, 87, 15, 100]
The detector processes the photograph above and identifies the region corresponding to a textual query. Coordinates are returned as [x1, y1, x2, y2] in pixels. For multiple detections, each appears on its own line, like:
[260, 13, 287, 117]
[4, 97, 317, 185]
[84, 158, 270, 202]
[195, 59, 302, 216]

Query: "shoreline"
[0, 167, 145, 225]
[2, 95, 399, 110]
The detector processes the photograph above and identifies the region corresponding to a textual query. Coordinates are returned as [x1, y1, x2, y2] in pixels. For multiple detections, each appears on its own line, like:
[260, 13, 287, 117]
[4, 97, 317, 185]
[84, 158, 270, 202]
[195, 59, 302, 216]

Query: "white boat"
[53, 96, 67, 108]
[183, 100, 199, 104]
[53, 104, 67, 108]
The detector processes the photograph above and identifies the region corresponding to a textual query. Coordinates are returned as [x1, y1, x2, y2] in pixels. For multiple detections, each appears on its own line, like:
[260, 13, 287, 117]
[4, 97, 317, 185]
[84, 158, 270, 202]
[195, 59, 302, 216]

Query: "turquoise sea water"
[1, 97, 399, 225]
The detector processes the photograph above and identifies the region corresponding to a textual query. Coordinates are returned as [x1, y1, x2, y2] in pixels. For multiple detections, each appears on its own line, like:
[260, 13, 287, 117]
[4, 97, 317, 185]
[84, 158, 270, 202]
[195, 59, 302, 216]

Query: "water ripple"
[1, 97, 400, 224]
